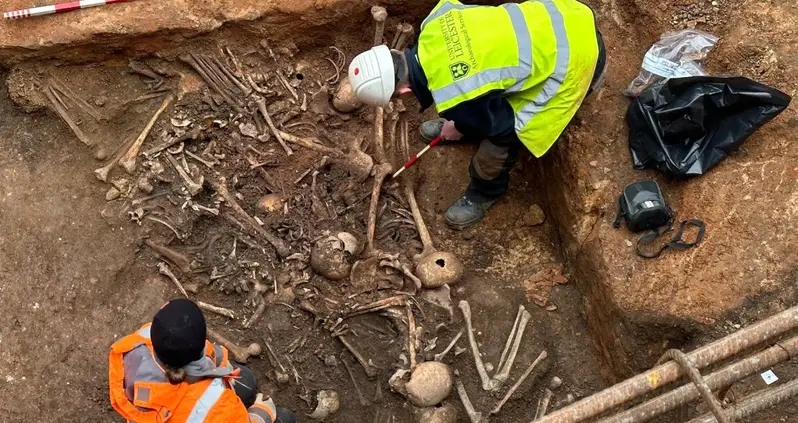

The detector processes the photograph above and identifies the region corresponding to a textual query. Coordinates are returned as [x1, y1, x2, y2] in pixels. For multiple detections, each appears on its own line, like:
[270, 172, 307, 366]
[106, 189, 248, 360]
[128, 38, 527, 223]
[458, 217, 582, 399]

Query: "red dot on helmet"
[354, 68, 360, 76]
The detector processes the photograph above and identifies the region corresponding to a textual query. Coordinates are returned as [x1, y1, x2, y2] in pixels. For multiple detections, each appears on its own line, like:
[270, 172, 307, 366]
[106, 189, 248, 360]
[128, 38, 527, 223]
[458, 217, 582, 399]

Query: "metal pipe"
[656, 350, 730, 423]
[598, 335, 798, 423]
[534, 305, 798, 423]
[686, 377, 798, 423]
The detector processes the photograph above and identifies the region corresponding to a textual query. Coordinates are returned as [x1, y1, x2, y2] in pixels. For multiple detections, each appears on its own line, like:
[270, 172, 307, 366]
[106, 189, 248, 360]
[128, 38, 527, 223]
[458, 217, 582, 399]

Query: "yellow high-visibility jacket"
[417, 0, 599, 157]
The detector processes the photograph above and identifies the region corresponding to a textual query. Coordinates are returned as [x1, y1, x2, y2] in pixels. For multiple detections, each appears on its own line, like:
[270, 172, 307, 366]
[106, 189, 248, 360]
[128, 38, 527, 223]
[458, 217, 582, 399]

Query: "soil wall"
[540, 0, 798, 379]
[0, 0, 440, 65]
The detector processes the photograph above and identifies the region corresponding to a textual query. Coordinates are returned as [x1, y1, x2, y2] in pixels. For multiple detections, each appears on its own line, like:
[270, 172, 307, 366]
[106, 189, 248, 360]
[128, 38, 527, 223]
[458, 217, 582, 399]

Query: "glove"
[440, 119, 464, 141]
[248, 393, 277, 423]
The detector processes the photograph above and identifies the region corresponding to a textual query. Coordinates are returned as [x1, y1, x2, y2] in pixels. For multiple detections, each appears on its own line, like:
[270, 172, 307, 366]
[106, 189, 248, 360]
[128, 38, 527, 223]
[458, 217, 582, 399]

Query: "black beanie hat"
[151, 299, 207, 368]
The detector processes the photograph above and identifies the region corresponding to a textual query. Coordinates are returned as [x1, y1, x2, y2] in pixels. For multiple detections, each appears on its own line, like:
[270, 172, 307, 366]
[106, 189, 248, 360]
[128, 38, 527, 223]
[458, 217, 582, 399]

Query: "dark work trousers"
[232, 363, 297, 423]
[465, 30, 607, 203]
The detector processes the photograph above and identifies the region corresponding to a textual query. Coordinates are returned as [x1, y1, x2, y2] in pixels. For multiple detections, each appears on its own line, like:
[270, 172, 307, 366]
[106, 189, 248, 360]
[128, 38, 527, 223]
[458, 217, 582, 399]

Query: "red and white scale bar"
[4, 0, 131, 19]
[392, 136, 443, 179]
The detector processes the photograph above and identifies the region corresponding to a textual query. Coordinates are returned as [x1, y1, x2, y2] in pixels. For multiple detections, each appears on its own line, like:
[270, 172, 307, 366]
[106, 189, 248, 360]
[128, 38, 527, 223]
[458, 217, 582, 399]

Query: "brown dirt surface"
[0, 0, 411, 64]
[1, 0, 798, 422]
[542, 0, 798, 378]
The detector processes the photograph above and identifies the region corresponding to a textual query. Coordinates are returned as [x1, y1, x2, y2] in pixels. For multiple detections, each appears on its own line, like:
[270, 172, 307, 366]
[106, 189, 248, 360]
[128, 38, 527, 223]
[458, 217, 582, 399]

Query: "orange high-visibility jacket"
[109, 324, 275, 423]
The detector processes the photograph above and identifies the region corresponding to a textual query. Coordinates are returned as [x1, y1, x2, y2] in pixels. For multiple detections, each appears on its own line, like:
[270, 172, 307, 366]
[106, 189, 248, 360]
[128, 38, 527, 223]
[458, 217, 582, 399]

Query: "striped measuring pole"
[4, 0, 132, 20]
[392, 136, 444, 179]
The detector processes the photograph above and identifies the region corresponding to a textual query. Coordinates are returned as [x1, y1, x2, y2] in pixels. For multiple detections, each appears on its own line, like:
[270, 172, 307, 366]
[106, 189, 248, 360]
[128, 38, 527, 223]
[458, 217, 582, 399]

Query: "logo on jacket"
[449, 62, 470, 80]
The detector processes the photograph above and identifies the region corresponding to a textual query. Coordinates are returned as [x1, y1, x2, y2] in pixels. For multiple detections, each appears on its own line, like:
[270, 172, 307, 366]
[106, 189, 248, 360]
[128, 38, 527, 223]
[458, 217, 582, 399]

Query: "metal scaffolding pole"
[533, 304, 798, 423]
[686, 378, 798, 423]
[598, 335, 798, 423]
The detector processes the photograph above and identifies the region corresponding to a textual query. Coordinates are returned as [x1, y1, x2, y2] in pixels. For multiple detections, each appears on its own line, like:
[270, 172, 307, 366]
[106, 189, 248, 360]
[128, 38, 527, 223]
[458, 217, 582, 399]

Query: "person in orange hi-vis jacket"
[108, 298, 296, 423]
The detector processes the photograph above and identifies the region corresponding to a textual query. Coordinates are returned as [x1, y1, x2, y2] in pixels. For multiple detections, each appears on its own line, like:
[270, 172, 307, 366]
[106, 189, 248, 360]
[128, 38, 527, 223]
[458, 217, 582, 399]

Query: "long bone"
[498, 305, 526, 371]
[456, 379, 486, 423]
[338, 335, 379, 379]
[119, 95, 173, 174]
[493, 307, 532, 386]
[492, 350, 549, 415]
[400, 119, 464, 287]
[207, 178, 291, 258]
[165, 152, 203, 196]
[458, 300, 496, 391]
[206, 328, 261, 363]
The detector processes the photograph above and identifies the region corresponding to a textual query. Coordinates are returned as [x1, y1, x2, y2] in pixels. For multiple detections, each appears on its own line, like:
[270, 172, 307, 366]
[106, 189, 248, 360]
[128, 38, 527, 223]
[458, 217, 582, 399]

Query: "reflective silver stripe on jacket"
[425, 3, 533, 106]
[420, 1, 478, 30]
[138, 326, 151, 339]
[185, 378, 226, 423]
[514, 0, 570, 131]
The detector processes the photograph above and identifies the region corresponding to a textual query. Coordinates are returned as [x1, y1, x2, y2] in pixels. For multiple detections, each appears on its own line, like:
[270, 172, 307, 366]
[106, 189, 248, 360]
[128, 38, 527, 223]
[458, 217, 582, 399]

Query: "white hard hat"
[348, 45, 396, 107]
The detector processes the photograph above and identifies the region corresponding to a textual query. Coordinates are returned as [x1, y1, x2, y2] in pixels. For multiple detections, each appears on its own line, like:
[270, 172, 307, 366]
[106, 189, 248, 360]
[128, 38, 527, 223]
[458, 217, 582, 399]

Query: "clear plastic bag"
[624, 29, 719, 97]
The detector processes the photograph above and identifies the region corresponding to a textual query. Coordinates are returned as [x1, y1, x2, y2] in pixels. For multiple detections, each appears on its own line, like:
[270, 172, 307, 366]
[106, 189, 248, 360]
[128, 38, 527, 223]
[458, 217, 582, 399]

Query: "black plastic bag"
[626, 76, 791, 177]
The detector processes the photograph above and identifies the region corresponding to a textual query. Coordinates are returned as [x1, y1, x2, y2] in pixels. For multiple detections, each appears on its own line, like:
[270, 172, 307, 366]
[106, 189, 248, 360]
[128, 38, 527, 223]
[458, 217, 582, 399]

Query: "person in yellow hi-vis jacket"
[348, 0, 606, 229]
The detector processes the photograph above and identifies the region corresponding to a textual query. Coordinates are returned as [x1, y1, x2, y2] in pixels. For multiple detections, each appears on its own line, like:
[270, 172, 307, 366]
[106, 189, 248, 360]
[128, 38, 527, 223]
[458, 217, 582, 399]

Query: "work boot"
[420, 118, 445, 142]
[445, 195, 495, 230]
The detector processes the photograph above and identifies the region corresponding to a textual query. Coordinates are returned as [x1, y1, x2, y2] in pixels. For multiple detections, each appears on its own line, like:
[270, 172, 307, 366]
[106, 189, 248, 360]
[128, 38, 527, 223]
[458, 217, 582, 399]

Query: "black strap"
[613, 196, 624, 229]
[637, 219, 706, 259]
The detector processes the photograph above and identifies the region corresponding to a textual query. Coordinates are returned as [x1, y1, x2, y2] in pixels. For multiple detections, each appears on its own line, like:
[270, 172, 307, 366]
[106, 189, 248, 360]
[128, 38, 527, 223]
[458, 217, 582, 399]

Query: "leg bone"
[371, 6, 388, 46]
[44, 86, 93, 146]
[366, 163, 393, 254]
[165, 152, 204, 196]
[497, 305, 525, 371]
[393, 23, 415, 50]
[255, 96, 294, 156]
[492, 308, 532, 386]
[157, 262, 189, 298]
[119, 95, 173, 174]
[207, 328, 261, 363]
[534, 375, 562, 419]
[456, 379, 485, 423]
[338, 335, 378, 379]
[492, 350, 548, 415]
[196, 301, 236, 319]
[458, 300, 497, 391]
[208, 178, 291, 257]
[343, 356, 370, 406]
[434, 328, 464, 362]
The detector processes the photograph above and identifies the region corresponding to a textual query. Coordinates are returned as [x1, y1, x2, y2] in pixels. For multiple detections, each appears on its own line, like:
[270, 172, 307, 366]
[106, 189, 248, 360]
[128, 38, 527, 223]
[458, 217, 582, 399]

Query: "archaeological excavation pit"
[0, 0, 797, 422]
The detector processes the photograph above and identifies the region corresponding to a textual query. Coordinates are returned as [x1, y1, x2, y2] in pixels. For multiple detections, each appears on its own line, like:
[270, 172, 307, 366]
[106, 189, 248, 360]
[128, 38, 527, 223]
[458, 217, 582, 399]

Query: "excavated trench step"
[3, 0, 798, 388]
